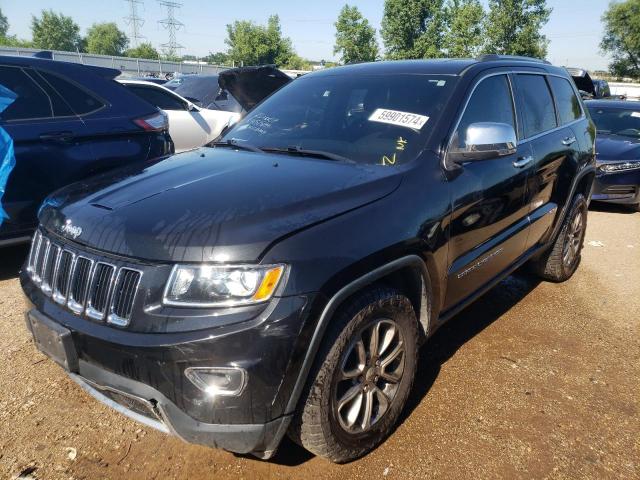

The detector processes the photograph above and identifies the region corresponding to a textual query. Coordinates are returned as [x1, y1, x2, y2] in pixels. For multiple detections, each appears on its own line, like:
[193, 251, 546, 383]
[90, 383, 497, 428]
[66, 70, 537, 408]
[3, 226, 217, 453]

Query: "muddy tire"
[531, 193, 588, 282]
[288, 287, 419, 463]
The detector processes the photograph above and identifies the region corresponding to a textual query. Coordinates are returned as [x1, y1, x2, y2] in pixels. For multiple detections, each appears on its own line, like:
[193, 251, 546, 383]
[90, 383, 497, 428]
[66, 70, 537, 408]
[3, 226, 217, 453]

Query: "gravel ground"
[0, 204, 638, 480]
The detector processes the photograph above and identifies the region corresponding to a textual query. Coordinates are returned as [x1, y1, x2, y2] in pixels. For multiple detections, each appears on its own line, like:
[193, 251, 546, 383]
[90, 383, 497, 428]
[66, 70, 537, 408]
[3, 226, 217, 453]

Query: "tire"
[531, 193, 588, 282]
[288, 287, 419, 463]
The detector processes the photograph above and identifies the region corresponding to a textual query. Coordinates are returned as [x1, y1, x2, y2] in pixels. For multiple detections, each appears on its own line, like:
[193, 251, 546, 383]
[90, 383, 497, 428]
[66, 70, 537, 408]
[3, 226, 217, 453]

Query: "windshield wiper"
[212, 139, 264, 153]
[261, 145, 355, 163]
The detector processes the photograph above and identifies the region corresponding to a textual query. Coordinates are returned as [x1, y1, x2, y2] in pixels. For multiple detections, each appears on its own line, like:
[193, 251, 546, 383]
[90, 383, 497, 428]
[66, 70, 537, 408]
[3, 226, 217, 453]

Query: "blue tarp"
[0, 84, 17, 227]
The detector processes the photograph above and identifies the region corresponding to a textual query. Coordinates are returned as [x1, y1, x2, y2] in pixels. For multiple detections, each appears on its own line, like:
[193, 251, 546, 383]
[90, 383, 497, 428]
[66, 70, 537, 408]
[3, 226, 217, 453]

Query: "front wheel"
[531, 193, 588, 282]
[288, 287, 419, 463]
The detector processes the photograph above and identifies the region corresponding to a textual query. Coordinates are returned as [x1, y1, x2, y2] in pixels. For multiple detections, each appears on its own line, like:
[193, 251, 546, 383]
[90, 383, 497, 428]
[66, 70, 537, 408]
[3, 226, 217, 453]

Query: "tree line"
[1, 1, 639, 79]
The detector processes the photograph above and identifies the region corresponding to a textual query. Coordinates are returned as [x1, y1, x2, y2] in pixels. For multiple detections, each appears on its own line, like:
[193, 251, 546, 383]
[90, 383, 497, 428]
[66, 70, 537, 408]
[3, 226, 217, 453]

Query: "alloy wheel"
[563, 209, 584, 266]
[333, 318, 406, 434]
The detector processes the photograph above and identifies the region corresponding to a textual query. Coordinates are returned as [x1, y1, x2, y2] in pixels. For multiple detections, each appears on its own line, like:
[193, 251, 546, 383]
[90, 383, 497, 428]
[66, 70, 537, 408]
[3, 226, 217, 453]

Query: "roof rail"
[477, 54, 551, 65]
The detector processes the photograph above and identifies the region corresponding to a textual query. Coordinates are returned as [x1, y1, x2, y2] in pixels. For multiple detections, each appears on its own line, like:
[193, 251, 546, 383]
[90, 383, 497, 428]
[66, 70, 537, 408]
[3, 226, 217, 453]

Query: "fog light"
[184, 367, 247, 397]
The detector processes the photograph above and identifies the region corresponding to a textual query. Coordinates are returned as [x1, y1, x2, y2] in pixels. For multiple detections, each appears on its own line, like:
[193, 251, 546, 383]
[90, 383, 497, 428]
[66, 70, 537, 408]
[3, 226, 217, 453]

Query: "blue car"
[0, 55, 174, 247]
[586, 100, 640, 211]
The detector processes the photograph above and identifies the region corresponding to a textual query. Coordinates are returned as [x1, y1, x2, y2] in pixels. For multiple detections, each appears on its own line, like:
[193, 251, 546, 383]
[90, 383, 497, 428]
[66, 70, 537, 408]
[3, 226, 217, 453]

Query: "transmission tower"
[157, 0, 184, 58]
[124, 0, 145, 47]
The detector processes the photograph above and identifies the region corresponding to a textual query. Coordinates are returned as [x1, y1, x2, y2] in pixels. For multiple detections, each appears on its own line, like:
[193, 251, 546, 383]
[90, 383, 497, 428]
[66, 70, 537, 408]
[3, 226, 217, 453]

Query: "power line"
[157, 0, 184, 58]
[123, 0, 145, 47]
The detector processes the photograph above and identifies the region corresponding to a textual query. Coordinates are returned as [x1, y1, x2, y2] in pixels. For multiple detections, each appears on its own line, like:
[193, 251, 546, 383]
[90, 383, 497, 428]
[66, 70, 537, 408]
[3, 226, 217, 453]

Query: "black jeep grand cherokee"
[21, 56, 595, 463]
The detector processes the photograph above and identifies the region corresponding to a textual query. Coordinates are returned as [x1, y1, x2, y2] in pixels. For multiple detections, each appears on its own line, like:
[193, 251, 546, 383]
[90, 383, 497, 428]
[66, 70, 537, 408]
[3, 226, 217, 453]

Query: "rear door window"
[37, 70, 104, 115]
[453, 74, 516, 148]
[0, 66, 53, 121]
[549, 76, 582, 125]
[515, 74, 558, 138]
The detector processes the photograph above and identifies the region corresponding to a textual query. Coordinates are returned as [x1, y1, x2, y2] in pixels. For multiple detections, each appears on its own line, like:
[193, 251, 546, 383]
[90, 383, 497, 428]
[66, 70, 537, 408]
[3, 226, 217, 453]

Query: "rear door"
[513, 73, 582, 250]
[444, 73, 533, 309]
[0, 64, 93, 238]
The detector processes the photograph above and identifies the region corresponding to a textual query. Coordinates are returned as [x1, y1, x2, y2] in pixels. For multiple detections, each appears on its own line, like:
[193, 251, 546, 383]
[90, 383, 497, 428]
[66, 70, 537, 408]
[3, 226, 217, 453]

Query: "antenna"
[124, 0, 145, 47]
[157, 0, 184, 58]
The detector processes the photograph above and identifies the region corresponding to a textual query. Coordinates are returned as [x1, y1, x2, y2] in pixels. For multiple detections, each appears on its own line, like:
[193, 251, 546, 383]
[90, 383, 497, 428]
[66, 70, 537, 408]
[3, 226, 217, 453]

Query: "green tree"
[381, 0, 447, 59]
[334, 4, 378, 64]
[85, 22, 128, 56]
[0, 8, 8, 38]
[31, 10, 82, 51]
[203, 51, 230, 65]
[125, 42, 160, 59]
[225, 15, 298, 67]
[483, 0, 551, 58]
[601, 0, 640, 78]
[443, 0, 485, 57]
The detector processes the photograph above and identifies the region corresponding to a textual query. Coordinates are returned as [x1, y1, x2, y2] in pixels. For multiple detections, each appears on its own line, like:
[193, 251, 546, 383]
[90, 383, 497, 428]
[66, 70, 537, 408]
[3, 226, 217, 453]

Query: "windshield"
[222, 73, 457, 166]
[588, 106, 640, 138]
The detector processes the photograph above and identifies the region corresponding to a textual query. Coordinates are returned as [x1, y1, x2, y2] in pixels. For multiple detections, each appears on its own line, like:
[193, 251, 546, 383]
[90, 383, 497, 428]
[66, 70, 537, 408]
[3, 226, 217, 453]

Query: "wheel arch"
[284, 254, 438, 416]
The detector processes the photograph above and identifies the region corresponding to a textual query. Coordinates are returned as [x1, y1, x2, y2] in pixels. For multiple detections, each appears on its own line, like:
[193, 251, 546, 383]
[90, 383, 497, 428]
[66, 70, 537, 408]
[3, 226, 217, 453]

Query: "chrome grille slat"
[41, 245, 60, 296]
[109, 269, 141, 326]
[27, 231, 141, 326]
[87, 263, 116, 321]
[68, 257, 93, 314]
[53, 250, 74, 304]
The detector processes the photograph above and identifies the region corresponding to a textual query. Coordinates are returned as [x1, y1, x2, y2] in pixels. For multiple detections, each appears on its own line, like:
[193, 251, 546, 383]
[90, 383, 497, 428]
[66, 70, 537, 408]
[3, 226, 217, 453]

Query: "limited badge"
[369, 109, 429, 130]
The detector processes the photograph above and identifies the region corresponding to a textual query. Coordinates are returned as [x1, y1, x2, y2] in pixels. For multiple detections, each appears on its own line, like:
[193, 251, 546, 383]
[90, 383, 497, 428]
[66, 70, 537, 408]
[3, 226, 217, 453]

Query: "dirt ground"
[0, 204, 638, 480]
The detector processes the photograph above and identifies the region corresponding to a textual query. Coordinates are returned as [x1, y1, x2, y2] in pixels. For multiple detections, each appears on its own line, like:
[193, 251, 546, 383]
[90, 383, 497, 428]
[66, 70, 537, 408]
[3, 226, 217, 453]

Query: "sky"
[2, 0, 613, 71]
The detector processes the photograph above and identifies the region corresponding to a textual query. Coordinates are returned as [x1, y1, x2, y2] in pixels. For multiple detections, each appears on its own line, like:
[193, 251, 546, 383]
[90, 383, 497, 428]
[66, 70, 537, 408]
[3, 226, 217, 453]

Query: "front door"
[444, 73, 532, 309]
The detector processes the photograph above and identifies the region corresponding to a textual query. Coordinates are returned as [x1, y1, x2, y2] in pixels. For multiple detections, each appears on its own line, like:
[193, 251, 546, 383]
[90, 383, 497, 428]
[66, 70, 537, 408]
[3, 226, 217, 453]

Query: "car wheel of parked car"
[289, 287, 419, 463]
[531, 193, 588, 282]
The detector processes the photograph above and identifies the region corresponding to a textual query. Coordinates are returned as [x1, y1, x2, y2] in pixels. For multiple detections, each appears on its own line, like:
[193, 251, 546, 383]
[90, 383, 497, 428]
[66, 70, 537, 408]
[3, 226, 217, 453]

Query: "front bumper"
[591, 168, 640, 205]
[22, 275, 319, 458]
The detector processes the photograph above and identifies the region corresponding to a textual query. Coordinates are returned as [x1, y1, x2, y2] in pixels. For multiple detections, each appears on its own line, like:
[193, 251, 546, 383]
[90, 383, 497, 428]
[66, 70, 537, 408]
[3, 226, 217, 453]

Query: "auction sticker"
[369, 109, 429, 130]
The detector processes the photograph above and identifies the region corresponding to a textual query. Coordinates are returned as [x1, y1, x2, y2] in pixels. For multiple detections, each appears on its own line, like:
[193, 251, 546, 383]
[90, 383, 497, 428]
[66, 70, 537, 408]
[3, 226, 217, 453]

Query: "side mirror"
[448, 122, 517, 163]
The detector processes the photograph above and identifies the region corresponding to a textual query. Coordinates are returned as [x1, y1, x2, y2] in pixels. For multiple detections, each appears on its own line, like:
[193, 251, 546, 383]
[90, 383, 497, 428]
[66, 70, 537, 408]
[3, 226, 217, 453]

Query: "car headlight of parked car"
[163, 264, 286, 307]
[598, 160, 640, 173]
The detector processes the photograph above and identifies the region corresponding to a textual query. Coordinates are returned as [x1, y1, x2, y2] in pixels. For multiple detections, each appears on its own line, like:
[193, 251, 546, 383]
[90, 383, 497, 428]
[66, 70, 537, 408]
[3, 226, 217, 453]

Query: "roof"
[585, 99, 640, 109]
[305, 57, 562, 78]
[0, 54, 120, 78]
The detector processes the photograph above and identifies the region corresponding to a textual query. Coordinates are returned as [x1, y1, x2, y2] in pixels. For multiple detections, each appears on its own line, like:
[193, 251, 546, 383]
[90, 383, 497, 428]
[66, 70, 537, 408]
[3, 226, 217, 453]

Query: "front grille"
[26, 230, 142, 327]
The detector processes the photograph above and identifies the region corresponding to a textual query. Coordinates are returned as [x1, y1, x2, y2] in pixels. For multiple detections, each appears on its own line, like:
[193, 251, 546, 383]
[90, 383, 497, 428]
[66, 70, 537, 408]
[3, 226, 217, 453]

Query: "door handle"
[562, 136, 576, 146]
[39, 131, 74, 142]
[513, 155, 533, 168]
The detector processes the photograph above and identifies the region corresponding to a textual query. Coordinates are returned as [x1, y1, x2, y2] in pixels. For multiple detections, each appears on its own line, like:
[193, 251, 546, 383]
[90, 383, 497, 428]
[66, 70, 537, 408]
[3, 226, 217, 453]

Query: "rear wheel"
[531, 193, 588, 282]
[289, 287, 419, 463]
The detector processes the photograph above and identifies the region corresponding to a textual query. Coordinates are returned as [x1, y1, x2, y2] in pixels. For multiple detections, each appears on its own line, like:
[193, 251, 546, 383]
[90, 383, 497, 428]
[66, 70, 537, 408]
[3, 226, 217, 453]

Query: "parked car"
[164, 66, 291, 114]
[119, 79, 241, 152]
[123, 76, 168, 85]
[585, 99, 640, 211]
[164, 74, 242, 112]
[21, 55, 595, 463]
[0, 55, 173, 247]
[567, 68, 611, 99]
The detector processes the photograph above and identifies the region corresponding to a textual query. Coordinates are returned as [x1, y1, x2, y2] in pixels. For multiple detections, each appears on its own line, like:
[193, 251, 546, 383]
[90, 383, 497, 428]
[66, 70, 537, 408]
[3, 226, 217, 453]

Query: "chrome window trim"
[107, 267, 143, 327]
[86, 262, 117, 321]
[444, 69, 587, 163]
[68, 256, 95, 315]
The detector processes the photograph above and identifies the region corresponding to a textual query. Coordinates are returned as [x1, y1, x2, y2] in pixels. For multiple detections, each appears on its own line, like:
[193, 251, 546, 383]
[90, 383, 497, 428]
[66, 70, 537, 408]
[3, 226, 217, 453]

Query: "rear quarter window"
[516, 74, 558, 138]
[37, 70, 104, 116]
[0, 65, 53, 121]
[549, 76, 582, 125]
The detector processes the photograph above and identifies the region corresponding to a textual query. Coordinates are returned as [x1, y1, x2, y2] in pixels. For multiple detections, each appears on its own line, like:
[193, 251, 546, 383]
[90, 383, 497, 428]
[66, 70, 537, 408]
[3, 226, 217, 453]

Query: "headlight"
[163, 264, 286, 307]
[599, 161, 640, 173]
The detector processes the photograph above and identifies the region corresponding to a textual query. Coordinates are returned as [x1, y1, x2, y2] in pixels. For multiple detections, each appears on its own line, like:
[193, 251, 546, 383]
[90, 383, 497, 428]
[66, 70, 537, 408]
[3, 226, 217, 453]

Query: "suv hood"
[39, 148, 403, 262]
[567, 67, 596, 96]
[596, 133, 640, 161]
[218, 66, 291, 112]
